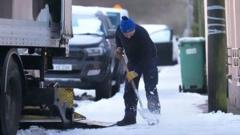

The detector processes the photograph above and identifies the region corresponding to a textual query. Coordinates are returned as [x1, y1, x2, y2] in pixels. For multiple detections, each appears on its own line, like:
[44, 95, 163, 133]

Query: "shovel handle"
[122, 53, 144, 109]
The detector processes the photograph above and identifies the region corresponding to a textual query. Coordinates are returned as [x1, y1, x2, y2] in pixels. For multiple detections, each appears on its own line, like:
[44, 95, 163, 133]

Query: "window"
[106, 12, 120, 29]
[72, 14, 104, 35]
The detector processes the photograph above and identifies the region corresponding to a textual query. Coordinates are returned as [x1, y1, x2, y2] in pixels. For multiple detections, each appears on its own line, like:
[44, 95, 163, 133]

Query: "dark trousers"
[124, 59, 160, 117]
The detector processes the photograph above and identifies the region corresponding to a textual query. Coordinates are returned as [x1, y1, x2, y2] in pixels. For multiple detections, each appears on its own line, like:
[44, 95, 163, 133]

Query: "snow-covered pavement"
[18, 64, 240, 135]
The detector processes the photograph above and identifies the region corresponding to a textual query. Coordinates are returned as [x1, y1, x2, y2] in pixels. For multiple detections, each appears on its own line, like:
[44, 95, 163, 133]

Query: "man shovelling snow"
[115, 16, 161, 126]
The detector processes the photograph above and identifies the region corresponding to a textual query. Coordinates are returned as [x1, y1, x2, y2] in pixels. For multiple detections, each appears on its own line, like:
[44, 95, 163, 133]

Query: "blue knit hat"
[120, 16, 136, 33]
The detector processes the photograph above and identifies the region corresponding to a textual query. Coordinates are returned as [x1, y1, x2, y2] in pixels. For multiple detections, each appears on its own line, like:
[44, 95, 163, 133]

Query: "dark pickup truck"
[46, 8, 125, 100]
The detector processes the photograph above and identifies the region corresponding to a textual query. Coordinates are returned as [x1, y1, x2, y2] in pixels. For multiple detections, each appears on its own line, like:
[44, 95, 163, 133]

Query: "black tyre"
[0, 51, 23, 135]
[112, 60, 125, 95]
[95, 76, 112, 100]
[172, 59, 178, 65]
[179, 85, 182, 92]
[182, 85, 186, 92]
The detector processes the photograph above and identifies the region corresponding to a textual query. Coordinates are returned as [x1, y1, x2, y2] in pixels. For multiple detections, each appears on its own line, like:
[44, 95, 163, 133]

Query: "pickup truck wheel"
[112, 60, 125, 96]
[96, 76, 112, 100]
[0, 50, 22, 135]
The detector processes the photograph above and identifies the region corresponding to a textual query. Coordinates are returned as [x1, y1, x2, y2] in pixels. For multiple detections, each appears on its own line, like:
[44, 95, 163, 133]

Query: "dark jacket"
[115, 24, 157, 68]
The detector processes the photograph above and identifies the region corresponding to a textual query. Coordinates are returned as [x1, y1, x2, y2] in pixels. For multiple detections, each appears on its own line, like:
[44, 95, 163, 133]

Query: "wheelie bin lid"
[179, 37, 205, 43]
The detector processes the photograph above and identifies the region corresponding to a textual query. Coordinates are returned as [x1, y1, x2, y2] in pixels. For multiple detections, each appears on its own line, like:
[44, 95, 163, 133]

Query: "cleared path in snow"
[18, 65, 240, 135]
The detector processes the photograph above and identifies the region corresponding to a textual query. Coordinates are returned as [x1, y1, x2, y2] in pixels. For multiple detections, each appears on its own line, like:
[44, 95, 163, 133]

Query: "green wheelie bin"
[178, 37, 206, 93]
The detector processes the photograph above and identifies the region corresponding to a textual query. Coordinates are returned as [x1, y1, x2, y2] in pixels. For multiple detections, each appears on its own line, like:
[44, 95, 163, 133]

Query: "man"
[115, 16, 161, 126]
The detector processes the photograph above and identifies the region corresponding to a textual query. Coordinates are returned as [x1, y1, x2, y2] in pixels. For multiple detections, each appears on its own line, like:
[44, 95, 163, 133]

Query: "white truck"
[0, 0, 100, 135]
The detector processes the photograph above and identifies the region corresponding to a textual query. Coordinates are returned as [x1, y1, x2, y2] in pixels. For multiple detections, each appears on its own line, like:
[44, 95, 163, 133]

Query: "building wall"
[225, 0, 240, 111]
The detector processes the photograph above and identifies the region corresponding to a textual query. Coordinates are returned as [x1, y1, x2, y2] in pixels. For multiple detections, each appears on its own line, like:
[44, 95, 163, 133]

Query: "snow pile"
[18, 126, 47, 135]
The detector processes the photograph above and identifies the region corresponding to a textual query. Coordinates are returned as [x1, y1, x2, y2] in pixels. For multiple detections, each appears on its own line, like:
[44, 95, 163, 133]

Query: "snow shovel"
[122, 53, 159, 126]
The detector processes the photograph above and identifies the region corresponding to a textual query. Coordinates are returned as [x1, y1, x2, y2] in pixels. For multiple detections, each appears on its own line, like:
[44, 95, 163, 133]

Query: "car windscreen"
[149, 29, 171, 43]
[106, 12, 120, 29]
[72, 14, 104, 35]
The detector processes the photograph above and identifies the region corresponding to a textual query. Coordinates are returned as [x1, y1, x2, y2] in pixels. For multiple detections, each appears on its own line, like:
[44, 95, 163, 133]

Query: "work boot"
[116, 115, 136, 126]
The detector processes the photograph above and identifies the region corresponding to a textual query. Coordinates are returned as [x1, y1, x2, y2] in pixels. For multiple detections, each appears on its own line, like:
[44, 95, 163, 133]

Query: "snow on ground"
[18, 64, 240, 135]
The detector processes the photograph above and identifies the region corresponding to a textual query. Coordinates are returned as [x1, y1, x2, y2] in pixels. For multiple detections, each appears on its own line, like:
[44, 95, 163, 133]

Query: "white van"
[141, 24, 179, 66]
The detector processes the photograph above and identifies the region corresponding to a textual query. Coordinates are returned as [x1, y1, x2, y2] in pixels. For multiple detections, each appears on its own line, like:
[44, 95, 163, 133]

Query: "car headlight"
[85, 47, 105, 57]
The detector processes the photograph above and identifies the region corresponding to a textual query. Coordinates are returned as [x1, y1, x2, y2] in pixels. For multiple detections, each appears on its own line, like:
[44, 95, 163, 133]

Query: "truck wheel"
[179, 85, 182, 92]
[112, 76, 121, 96]
[96, 76, 112, 100]
[0, 50, 23, 135]
[112, 60, 125, 95]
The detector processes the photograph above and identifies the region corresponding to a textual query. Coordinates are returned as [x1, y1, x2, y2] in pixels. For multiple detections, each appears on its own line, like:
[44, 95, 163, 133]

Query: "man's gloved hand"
[126, 71, 138, 82]
[115, 47, 124, 60]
